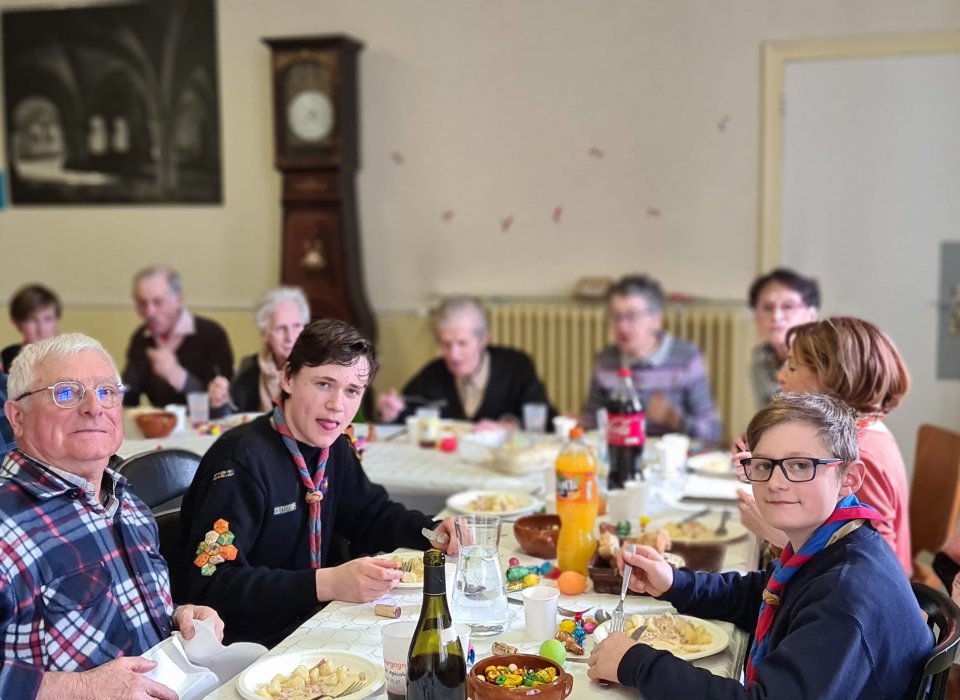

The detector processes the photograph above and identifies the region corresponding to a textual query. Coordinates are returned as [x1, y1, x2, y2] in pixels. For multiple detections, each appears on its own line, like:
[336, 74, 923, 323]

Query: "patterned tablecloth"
[202, 520, 758, 699]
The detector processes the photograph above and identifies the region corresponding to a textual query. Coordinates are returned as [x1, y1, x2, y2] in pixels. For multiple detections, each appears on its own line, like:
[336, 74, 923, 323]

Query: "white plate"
[445, 490, 542, 517]
[686, 451, 737, 477]
[237, 649, 384, 700]
[382, 551, 423, 589]
[593, 615, 729, 661]
[652, 511, 749, 544]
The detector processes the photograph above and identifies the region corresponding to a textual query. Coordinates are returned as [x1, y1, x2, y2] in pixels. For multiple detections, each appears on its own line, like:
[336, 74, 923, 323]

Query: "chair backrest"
[910, 582, 960, 700]
[910, 425, 960, 558]
[116, 448, 202, 511]
[155, 507, 188, 603]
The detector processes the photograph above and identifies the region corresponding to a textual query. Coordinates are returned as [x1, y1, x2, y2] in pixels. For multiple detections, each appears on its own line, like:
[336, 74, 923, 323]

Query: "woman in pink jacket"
[738, 316, 912, 574]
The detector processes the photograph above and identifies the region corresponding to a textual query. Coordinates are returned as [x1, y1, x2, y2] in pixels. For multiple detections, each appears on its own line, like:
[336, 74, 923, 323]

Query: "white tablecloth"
[202, 518, 758, 699]
[118, 423, 545, 515]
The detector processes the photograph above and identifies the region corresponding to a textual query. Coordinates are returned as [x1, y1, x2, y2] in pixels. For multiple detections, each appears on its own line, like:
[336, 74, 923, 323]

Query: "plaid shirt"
[582, 334, 722, 441]
[0, 451, 173, 700]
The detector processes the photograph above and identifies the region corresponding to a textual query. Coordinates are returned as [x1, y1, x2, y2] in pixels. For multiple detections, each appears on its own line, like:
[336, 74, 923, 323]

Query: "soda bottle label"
[556, 471, 597, 502]
[607, 412, 645, 447]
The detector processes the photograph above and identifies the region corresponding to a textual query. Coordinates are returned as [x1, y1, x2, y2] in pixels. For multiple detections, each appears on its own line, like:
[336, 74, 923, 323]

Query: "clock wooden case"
[263, 34, 376, 343]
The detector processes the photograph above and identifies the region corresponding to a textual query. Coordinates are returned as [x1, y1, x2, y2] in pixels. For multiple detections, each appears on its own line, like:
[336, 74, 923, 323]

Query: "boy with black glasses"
[587, 393, 931, 699]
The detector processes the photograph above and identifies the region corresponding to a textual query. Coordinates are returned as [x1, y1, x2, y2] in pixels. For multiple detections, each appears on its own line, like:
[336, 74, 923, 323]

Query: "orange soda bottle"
[555, 425, 599, 575]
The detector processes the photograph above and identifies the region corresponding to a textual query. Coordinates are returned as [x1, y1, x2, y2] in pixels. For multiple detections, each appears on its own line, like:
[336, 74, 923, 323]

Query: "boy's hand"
[587, 632, 636, 685]
[620, 544, 674, 597]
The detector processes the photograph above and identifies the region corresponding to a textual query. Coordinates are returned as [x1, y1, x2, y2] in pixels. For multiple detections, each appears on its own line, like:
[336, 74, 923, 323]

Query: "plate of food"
[445, 490, 542, 518]
[237, 649, 383, 700]
[660, 514, 748, 544]
[382, 551, 425, 588]
[593, 612, 729, 661]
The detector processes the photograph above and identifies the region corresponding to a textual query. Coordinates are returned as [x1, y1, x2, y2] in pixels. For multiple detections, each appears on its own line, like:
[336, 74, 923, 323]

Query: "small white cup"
[552, 416, 577, 440]
[381, 620, 418, 697]
[522, 585, 560, 641]
[163, 404, 188, 434]
[186, 392, 209, 426]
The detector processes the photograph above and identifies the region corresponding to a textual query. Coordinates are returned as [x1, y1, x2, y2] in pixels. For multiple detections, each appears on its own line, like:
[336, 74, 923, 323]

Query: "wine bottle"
[406, 549, 466, 700]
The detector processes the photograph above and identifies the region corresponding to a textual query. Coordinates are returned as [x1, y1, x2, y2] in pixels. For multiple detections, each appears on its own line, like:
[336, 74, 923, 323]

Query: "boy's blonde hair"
[746, 393, 859, 465]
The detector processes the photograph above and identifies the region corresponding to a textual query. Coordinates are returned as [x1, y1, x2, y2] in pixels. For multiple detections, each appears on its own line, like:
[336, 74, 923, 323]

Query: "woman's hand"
[737, 490, 789, 548]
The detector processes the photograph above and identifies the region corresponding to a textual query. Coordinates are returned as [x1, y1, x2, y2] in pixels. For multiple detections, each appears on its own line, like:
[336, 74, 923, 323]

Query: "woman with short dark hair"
[1, 283, 61, 371]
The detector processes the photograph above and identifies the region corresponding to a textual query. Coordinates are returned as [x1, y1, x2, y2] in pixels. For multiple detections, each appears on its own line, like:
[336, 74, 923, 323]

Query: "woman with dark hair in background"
[1, 283, 61, 371]
[747, 268, 819, 408]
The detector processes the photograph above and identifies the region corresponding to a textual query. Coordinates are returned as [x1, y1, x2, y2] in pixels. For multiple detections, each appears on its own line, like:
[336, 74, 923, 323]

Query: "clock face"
[287, 89, 333, 142]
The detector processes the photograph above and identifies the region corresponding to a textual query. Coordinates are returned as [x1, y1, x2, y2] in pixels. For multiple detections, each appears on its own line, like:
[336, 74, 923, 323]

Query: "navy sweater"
[618, 525, 931, 699]
[180, 415, 435, 646]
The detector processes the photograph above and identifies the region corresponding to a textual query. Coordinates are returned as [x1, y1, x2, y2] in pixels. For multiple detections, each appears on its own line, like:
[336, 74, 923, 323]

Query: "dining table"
[201, 502, 760, 699]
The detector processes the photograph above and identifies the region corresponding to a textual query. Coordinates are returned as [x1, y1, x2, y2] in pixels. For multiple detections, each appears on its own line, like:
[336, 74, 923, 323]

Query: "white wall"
[782, 52, 960, 468]
[1, 0, 959, 410]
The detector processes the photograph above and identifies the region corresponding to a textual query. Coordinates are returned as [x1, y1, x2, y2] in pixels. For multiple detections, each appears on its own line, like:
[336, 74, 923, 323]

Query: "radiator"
[488, 301, 753, 441]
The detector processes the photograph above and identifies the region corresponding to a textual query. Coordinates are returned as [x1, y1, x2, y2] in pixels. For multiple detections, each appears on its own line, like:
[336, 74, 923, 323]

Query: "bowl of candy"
[468, 653, 573, 699]
[135, 411, 177, 439]
[513, 514, 560, 559]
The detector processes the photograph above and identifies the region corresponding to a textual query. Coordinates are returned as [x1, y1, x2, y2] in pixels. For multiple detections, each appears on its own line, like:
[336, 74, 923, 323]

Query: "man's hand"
[377, 389, 406, 423]
[207, 376, 231, 410]
[39, 657, 178, 700]
[737, 490, 789, 548]
[645, 392, 681, 431]
[173, 604, 225, 641]
[315, 557, 405, 603]
[587, 632, 636, 685]
[146, 346, 187, 391]
[621, 544, 674, 597]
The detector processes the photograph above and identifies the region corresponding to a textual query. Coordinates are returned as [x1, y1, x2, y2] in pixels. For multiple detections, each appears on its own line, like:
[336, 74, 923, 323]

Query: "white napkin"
[141, 618, 268, 699]
[681, 475, 749, 503]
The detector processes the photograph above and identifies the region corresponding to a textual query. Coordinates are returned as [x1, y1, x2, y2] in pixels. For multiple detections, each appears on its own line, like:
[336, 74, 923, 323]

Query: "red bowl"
[468, 653, 574, 699]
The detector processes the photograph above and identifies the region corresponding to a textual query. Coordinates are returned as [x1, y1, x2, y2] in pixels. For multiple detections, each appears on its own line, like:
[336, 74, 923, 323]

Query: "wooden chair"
[910, 582, 960, 699]
[910, 425, 960, 586]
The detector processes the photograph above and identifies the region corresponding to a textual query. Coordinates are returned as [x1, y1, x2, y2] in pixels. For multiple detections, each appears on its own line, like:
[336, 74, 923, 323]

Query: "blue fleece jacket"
[617, 525, 931, 699]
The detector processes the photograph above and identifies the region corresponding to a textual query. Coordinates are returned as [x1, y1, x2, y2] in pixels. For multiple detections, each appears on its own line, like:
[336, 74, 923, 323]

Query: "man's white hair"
[432, 296, 488, 340]
[254, 287, 311, 332]
[7, 333, 120, 401]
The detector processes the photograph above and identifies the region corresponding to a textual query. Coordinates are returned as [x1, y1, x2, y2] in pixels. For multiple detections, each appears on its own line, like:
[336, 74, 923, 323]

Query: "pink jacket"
[857, 421, 912, 574]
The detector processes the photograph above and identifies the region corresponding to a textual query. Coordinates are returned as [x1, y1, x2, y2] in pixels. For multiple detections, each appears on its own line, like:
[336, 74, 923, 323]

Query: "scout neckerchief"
[272, 403, 329, 569]
[745, 493, 882, 686]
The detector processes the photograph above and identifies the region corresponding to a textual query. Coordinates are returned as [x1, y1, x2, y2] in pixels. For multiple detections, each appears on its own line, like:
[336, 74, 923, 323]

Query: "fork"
[313, 677, 366, 699]
[715, 509, 731, 537]
[610, 545, 635, 633]
[398, 559, 414, 573]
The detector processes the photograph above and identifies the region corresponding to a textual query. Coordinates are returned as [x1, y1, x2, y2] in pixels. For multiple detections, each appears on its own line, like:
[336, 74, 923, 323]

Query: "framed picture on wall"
[2, 0, 222, 205]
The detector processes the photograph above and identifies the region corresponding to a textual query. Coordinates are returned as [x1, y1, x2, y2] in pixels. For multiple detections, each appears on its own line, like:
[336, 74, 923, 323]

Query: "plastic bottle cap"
[617, 367, 631, 377]
[569, 425, 584, 440]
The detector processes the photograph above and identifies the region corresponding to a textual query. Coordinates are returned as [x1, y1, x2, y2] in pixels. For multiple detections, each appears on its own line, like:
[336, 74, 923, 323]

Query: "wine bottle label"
[607, 412, 646, 446]
[556, 471, 596, 502]
[439, 624, 458, 645]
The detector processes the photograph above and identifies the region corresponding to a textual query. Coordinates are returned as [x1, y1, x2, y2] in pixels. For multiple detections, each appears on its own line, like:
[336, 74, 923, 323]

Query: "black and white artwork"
[2, 0, 221, 204]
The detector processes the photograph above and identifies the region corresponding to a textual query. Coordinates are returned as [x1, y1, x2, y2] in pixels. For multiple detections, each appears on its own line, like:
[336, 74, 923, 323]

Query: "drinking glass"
[186, 392, 210, 426]
[450, 515, 508, 636]
[522, 402, 548, 434]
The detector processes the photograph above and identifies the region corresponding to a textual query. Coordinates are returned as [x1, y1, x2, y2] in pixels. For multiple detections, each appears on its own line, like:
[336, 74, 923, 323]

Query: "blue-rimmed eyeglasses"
[739, 456, 842, 483]
[15, 381, 125, 409]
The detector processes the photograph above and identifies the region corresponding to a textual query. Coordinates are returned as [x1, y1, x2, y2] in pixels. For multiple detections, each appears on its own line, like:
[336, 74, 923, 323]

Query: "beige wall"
[2, 0, 959, 415]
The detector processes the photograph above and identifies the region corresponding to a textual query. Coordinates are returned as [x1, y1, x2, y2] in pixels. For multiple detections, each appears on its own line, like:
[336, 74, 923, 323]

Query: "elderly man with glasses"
[0, 333, 223, 700]
[581, 274, 722, 441]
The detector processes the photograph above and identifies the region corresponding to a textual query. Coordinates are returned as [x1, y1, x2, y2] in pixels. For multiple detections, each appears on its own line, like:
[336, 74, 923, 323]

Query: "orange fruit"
[556, 570, 588, 596]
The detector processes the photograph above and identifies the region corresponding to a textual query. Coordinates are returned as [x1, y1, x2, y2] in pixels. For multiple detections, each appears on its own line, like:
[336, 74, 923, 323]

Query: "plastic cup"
[415, 407, 440, 448]
[608, 481, 649, 524]
[552, 416, 577, 439]
[186, 392, 209, 426]
[522, 402, 548, 433]
[381, 620, 418, 697]
[522, 585, 560, 641]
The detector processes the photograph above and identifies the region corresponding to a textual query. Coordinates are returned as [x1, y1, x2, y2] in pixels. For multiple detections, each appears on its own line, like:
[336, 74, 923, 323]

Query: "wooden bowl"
[468, 653, 574, 699]
[513, 514, 560, 559]
[135, 411, 177, 438]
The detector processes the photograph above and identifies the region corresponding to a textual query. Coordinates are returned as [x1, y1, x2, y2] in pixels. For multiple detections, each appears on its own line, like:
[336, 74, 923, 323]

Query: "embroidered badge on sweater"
[194, 518, 239, 576]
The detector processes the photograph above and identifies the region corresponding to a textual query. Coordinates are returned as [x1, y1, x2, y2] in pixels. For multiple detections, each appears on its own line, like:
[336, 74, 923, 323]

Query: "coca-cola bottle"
[606, 367, 645, 489]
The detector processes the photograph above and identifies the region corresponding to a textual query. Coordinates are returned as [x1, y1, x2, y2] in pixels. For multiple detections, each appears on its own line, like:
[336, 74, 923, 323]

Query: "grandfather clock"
[263, 35, 376, 343]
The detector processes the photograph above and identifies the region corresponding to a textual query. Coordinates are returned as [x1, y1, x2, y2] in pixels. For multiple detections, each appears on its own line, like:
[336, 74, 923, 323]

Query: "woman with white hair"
[209, 287, 310, 416]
